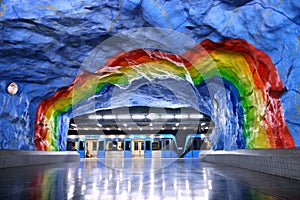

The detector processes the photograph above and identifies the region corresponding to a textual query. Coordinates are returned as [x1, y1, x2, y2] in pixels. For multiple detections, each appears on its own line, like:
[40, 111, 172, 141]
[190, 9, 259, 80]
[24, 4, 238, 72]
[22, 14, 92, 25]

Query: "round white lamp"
[7, 82, 18, 95]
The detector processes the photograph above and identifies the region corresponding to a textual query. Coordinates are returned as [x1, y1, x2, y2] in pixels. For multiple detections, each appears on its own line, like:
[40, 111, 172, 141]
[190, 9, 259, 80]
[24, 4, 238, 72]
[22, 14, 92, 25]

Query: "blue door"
[182, 134, 202, 158]
[124, 138, 132, 158]
[97, 138, 106, 158]
[77, 138, 85, 158]
[144, 138, 152, 158]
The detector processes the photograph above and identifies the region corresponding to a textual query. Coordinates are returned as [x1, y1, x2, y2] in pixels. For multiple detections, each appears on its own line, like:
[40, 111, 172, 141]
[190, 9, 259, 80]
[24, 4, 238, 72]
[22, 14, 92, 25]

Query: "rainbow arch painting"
[34, 39, 295, 151]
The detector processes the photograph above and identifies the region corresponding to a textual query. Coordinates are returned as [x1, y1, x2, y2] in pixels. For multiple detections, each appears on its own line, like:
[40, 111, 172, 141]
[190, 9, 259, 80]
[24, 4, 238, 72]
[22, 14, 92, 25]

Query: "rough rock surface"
[0, 0, 299, 150]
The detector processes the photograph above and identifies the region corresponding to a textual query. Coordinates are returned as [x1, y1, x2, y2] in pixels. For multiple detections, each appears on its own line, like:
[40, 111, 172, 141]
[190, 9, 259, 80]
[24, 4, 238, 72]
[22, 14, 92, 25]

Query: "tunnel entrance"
[67, 106, 213, 158]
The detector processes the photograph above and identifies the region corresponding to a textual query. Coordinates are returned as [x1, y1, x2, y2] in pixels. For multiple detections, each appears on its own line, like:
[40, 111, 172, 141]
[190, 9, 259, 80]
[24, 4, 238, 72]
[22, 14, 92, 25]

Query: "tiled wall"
[199, 149, 300, 180]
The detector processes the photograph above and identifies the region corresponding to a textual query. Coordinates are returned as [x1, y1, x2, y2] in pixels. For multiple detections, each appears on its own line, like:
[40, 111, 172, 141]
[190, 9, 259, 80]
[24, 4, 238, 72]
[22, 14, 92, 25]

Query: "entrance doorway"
[86, 139, 98, 158]
[132, 140, 144, 158]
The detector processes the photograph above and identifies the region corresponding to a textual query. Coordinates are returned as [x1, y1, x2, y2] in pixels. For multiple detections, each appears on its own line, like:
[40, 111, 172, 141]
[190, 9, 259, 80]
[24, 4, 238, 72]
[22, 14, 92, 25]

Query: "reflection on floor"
[0, 158, 299, 199]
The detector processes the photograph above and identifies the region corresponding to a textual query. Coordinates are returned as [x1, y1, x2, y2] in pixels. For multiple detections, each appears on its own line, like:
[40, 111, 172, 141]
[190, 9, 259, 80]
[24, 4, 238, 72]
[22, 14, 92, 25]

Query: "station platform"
[0, 158, 299, 199]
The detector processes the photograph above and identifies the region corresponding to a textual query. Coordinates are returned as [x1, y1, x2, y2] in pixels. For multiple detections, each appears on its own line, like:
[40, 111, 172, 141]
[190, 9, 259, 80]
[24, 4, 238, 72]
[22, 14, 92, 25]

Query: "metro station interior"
[67, 107, 213, 159]
[1, 0, 300, 199]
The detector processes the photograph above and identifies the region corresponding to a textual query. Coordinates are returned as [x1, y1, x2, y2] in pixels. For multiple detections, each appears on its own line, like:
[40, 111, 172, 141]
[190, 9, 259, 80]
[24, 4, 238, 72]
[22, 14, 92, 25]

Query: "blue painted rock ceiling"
[0, 0, 299, 150]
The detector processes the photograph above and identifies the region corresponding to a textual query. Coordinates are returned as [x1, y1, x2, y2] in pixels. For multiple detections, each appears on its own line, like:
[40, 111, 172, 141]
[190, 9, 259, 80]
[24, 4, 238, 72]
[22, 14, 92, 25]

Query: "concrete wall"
[0, 150, 80, 168]
[199, 149, 300, 181]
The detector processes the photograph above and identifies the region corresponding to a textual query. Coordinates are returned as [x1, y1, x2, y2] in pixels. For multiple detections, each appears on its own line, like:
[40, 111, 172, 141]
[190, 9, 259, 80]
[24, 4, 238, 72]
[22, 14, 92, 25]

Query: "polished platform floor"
[0, 158, 299, 199]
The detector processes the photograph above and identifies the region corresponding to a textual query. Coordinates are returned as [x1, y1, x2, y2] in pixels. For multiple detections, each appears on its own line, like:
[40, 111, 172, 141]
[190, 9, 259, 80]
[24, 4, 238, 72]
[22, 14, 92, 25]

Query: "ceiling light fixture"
[117, 114, 130, 120]
[160, 114, 174, 119]
[189, 114, 203, 119]
[132, 114, 146, 120]
[88, 115, 102, 119]
[175, 114, 189, 119]
[146, 113, 159, 120]
[103, 115, 116, 120]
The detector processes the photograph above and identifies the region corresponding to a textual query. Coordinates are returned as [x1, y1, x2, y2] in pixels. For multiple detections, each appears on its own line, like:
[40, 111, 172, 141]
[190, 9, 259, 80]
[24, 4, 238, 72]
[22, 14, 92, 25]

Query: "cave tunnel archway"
[34, 39, 294, 151]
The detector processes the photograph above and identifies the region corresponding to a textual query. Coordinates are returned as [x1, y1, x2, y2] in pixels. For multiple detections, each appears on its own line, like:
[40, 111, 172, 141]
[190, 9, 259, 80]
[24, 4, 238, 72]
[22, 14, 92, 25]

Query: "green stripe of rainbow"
[34, 39, 295, 150]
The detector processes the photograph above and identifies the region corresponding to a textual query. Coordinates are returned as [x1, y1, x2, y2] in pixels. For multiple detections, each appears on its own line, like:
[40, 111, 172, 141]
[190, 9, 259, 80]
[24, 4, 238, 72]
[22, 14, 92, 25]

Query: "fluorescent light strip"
[160, 114, 174, 119]
[146, 113, 159, 120]
[70, 123, 77, 127]
[88, 115, 102, 119]
[174, 114, 189, 119]
[117, 114, 131, 120]
[189, 114, 203, 119]
[103, 115, 116, 120]
[131, 114, 145, 120]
